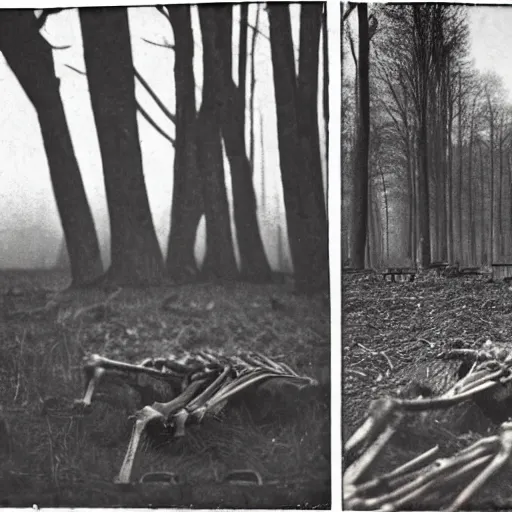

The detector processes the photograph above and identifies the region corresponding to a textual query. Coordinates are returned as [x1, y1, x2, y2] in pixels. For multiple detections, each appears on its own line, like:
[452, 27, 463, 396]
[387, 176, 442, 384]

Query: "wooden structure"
[491, 263, 512, 281]
[429, 261, 449, 276]
[382, 267, 416, 283]
[460, 267, 490, 276]
[342, 268, 375, 275]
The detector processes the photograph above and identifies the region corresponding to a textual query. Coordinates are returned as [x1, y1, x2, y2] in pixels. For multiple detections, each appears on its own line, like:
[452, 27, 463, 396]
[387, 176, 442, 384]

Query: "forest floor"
[0, 269, 330, 508]
[343, 270, 512, 510]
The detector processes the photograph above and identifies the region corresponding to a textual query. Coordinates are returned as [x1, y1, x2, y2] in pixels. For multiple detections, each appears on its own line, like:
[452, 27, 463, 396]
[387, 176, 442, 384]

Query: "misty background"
[0, 4, 327, 270]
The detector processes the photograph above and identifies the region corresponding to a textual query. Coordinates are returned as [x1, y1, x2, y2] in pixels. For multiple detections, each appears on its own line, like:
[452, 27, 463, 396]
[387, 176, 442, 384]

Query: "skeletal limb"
[115, 377, 215, 483]
[345, 367, 500, 469]
[75, 354, 183, 407]
[343, 363, 512, 512]
[115, 406, 165, 484]
[344, 425, 512, 512]
[77, 365, 106, 407]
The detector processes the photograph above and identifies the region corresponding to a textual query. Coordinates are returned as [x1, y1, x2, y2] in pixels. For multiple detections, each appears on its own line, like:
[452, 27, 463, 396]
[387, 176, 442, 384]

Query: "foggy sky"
[0, 4, 327, 270]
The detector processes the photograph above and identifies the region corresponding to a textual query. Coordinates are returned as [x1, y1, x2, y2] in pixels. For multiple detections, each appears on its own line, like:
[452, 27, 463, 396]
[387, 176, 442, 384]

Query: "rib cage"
[77, 349, 318, 484]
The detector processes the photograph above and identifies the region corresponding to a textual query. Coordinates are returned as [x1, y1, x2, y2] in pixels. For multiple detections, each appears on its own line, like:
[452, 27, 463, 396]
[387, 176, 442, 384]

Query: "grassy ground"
[343, 270, 512, 510]
[0, 269, 330, 508]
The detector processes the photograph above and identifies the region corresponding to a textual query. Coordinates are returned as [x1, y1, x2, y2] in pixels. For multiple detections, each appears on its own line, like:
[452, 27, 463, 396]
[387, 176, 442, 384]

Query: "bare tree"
[80, 7, 164, 285]
[0, 10, 103, 286]
[268, 4, 328, 292]
[197, 7, 239, 280]
[165, 5, 204, 282]
[350, 4, 371, 269]
[204, 6, 272, 282]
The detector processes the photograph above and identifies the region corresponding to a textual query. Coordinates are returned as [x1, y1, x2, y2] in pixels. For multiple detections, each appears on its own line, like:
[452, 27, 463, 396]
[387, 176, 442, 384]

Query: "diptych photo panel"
[343, 2, 512, 511]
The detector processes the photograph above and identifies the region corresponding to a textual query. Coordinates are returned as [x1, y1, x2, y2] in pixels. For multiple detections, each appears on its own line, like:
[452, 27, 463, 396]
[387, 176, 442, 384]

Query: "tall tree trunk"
[468, 116, 475, 264]
[204, 6, 271, 282]
[413, 6, 431, 268]
[457, 72, 463, 263]
[166, 5, 203, 282]
[268, 4, 328, 292]
[405, 139, 413, 261]
[297, 3, 329, 283]
[322, 3, 329, 163]
[197, 8, 239, 280]
[80, 7, 164, 285]
[479, 142, 487, 264]
[509, 153, 512, 261]
[0, 10, 102, 287]
[487, 92, 495, 262]
[349, 4, 370, 269]
[379, 165, 390, 261]
[447, 70, 455, 262]
[239, 4, 248, 116]
[498, 114, 504, 259]
[249, 4, 261, 170]
[417, 112, 431, 267]
[439, 66, 448, 262]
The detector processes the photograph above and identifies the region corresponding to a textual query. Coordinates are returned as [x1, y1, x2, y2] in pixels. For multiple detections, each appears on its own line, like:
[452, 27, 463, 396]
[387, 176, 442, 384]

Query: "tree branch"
[65, 63, 175, 144]
[157, 5, 171, 24]
[141, 37, 174, 49]
[136, 100, 175, 146]
[64, 63, 86, 75]
[247, 22, 269, 42]
[343, 4, 356, 22]
[134, 67, 176, 123]
[35, 8, 64, 30]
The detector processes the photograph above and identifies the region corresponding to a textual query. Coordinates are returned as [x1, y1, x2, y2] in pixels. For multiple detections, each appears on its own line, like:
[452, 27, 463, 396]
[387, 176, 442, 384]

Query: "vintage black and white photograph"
[342, 3, 512, 511]
[0, 2, 331, 507]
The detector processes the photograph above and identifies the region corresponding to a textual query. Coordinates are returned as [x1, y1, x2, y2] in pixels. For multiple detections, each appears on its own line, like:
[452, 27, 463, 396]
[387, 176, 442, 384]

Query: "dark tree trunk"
[379, 165, 390, 261]
[0, 10, 103, 286]
[498, 115, 504, 258]
[417, 116, 431, 267]
[80, 7, 164, 285]
[413, 6, 431, 268]
[268, 4, 329, 292]
[166, 5, 203, 282]
[479, 142, 487, 264]
[200, 7, 271, 282]
[439, 70, 448, 262]
[297, 3, 329, 283]
[487, 92, 495, 262]
[197, 9, 239, 281]
[447, 70, 454, 262]
[468, 114, 475, 264]
[239, 4, 248, 115]
[349, 3, 370, 270]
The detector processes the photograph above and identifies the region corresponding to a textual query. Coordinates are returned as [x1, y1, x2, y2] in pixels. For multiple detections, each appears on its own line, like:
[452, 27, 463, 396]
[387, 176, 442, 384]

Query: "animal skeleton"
[76, 351, 317, 484]
[344, 340, 512, 511]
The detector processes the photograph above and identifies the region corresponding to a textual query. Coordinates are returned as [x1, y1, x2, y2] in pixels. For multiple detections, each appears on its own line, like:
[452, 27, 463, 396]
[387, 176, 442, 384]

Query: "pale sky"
[469, 6, 512, 101]
[0, 5, 326, 269]
[344, 5, 512, 104]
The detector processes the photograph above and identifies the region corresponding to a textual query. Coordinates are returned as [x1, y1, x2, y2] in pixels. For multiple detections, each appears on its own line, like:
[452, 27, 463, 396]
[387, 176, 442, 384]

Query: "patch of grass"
[0, 270, 329, 508]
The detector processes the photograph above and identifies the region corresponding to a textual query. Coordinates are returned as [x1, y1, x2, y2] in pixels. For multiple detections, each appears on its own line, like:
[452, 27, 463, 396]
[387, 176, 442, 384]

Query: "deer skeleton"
[76, 351, 317, 484]
[344, 342, 512, 512]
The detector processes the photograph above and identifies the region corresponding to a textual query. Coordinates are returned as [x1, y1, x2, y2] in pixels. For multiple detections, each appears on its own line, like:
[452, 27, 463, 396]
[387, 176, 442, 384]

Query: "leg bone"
[115, 406, 164, 484]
